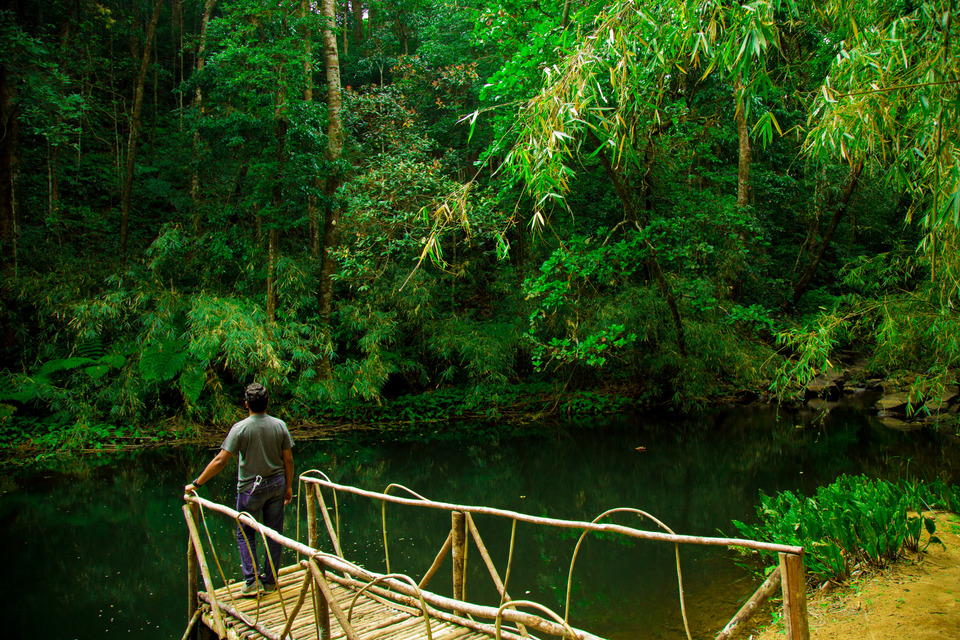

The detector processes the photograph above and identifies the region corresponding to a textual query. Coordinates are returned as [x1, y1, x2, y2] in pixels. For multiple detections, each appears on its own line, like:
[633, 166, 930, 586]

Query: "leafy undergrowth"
[734, 475, 960, 583]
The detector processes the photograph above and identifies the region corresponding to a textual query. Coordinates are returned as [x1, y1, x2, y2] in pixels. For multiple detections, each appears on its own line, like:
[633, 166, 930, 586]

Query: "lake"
[2, 397, 958, 639]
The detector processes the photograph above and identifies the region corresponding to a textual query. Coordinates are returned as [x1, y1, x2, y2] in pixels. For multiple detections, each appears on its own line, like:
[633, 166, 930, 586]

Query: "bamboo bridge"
[182, 472, 810, 640]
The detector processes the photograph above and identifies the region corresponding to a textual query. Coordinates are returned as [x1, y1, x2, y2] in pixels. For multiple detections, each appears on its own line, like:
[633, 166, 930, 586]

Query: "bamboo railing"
[183, 473, 809, 640]
[298, 472, 809, 640]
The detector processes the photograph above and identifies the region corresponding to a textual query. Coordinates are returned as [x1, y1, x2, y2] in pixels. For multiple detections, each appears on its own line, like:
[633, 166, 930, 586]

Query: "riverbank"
[752, 511, 960, 639]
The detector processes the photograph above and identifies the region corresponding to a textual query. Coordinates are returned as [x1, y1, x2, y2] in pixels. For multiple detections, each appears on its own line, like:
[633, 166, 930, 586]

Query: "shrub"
[733, 475, 959, 582]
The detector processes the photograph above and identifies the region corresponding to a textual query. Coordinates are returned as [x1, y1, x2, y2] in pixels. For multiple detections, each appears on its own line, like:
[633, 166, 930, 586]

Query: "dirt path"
[753, 512, 960, 640]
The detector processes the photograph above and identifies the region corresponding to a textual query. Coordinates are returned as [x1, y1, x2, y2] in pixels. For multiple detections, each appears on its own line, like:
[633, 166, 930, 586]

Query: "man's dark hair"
[244, 383, 269, 413]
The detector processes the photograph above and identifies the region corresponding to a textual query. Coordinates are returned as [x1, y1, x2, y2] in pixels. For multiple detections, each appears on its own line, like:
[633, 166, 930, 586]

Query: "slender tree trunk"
[561, 0, 573, 28]
[302, 0, 320, 257]
[47, 140, 61, 244]
[791, 160, 864, 304]
[317, 0, 345, 379]
[267, 2, 291, 324]
[190, 0, 217, 228]
[734, 78, 752, 209]
[119, 0, 164, 256]
[0, 61, 20, 354]
[267, 228, 280, 321]
[0, 62, 19, 274]
[341, 0, 348, 56]
[726, 76, 754, 299]
[587, 130, 687, 357]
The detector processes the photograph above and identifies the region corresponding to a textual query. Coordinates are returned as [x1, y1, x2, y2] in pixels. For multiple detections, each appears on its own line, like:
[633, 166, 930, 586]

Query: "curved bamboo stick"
[347, 573, 433, 640]
[565, 508, 692, 640]
[299, 477, 805, 555]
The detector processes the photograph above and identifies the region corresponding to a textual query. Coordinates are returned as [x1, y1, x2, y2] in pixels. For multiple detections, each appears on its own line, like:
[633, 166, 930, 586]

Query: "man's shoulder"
[262, 413, 288, 427]
[264, 414, 293, 446]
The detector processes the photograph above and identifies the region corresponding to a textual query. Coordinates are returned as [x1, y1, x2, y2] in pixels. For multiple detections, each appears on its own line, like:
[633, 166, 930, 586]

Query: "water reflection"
[1, 404, 958, 639]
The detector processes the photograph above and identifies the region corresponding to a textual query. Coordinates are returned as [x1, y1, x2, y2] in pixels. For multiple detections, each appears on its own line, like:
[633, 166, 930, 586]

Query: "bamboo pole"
[314, 485, 343, 557]
[305, 482, 318, 550]
[280, 571, 314, 640]
[418, 530, 453, 590]
[451, 511, 466, 603]
[187, 501, 200, 635]
[779, 553, 809, 640]
[315, 562, 330, 640]
[466, 513, 511, 601]
[179, 609, 202, 640]
[181, 504, 227, 638]
[300, 478, 805, 556]
[308, 557, 360, 640]
[715, 566, 782, 640]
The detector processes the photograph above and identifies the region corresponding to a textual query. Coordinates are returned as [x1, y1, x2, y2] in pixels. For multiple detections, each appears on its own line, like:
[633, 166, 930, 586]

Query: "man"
[185, 383, 294, 596]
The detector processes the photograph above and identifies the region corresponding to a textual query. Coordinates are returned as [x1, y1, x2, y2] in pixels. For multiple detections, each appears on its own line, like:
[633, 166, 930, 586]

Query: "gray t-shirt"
[221, 414, 294, 493]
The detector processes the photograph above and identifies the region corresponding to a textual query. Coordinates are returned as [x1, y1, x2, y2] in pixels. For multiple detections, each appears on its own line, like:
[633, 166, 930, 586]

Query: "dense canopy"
[2, 0, 959, 449]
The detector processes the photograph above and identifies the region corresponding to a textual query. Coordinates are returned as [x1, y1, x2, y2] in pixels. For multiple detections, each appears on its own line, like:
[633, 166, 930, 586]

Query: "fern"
[38, 357, 96, 377]
[76, 337, 105, 360]
[179, 363, 206, 404]
[140, 339, 189, 382]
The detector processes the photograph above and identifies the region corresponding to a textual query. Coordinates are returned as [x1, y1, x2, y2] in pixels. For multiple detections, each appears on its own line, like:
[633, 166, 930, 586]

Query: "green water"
[2, 401, 959, 640]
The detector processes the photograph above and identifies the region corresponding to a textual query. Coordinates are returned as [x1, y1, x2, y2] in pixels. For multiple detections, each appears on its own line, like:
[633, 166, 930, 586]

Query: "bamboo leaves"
[804, 0, 960, 284]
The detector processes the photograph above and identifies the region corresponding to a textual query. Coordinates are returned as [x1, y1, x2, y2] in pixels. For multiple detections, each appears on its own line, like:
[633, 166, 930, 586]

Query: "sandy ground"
[752, 512, 960, 640]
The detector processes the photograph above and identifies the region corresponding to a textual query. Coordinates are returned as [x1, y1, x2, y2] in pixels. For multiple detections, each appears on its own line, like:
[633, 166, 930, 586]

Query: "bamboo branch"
[715, 566, 782, 640]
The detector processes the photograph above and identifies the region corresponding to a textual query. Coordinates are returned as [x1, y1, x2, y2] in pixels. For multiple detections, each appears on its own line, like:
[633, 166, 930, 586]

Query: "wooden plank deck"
[198, 565, 495, 640]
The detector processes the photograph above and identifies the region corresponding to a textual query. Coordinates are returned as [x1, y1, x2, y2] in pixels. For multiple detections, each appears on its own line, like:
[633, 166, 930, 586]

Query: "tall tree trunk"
[734, 78, 752, 209]
[119, 0, 164, 256]
[728, 76, 754, 299]
[302, 0, 320, 257]
[317, 0, 345, 379]
[352, 0, 363, 44]
[0, 62, 19, 274]
[190, 0, 217, 228]
[791, 160, 865, 305]
[47, 140, 61, 244]
[341, 0, 348, 56]
[0, 61, 20, 355]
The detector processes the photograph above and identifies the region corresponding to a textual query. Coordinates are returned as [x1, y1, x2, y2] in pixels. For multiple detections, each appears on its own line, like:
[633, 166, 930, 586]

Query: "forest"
[2, 0, 960, 451]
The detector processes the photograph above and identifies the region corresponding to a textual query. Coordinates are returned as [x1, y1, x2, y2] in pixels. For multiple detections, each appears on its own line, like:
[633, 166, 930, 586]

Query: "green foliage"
[9, 0, 960, 455]
[734, 475, 958, 582]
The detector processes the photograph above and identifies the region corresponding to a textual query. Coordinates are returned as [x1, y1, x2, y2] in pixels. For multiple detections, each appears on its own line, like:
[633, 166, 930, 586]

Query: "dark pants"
[235, 475, 286, 586]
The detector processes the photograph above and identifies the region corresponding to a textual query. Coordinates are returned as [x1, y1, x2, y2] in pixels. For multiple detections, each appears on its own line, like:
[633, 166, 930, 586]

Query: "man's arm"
[185, 449, 234, 493]
[282, 448, 294, 505]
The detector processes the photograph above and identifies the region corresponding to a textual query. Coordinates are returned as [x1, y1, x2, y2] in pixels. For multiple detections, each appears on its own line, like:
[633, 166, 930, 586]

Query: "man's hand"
[282, 447, 294, 506]
[184, 483, 198, 494]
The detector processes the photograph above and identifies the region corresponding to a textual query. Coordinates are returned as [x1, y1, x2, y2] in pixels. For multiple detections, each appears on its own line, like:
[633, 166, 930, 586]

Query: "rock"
[875, 392, 912, 413]
[806, 375, 843, 400]
[920, 385, 957, 414]
[879, 417, 923, 431]
[941, 384, 959, 403]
